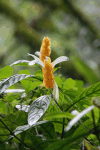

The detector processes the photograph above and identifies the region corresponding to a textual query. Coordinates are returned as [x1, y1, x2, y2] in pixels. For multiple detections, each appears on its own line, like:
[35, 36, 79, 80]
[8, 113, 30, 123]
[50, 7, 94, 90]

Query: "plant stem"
[91, 110, 100, 142]
[61, 118, 65, 139]
[0, 119, 32, 150]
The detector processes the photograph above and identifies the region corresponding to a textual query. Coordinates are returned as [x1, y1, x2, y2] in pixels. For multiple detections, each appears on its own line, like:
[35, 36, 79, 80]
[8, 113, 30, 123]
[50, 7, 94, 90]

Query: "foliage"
[0, 48, 100, 150]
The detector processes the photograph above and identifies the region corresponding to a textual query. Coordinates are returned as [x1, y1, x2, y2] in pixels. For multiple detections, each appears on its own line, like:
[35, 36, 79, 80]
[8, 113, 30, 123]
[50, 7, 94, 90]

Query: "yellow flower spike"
[39, 37, 51, 62]
[28, 37, 69, 89]
[42, 57, 54, 89]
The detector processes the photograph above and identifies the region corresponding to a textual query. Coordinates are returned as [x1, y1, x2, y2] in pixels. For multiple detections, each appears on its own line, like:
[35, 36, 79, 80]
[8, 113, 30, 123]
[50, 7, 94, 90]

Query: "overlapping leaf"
[73, 82, 100, 106]
[0, 74, 34, 94]
[28, 95, 51, 126]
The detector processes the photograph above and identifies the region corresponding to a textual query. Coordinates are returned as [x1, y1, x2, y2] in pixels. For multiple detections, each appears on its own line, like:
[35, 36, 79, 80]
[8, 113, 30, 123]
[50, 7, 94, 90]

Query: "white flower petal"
[65, 105, 95, 132]
[52, 56, 69, 67]
[35, 51, 41, 57]
[28, 60, 36, 66]
[4, 89, 25, 93]
[28, 53, 44, 67]
[52, 82, 59, 102]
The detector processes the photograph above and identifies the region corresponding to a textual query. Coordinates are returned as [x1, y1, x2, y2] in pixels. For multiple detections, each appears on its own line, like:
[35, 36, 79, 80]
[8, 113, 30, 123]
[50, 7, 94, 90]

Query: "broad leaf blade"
[0, 74, 34, 94]
[28, 95, 51, 126]
[0, 66, 13, 79]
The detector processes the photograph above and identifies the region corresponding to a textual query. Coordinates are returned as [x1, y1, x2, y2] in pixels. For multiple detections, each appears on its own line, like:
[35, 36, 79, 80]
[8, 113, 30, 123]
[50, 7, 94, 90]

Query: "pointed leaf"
[44, 112, 73, 120]
[28, 53, 44, 67]
[52, 56, 69, 67]
[10, 60, 29, 66]
[28, 95, 51, 126]
[0, 74, 34, 94]
[15, 105, 30, 112]
[74, 82, 100, 105]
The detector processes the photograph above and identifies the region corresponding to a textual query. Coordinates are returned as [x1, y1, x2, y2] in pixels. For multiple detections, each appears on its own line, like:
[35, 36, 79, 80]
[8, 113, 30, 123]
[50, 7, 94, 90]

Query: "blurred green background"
[0, 0, 100, 86]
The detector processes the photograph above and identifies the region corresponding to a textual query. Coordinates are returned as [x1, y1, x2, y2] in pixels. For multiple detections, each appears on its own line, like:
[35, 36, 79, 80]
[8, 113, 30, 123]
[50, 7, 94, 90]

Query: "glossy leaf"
[0, 74, 34, 94]
[28, 95, 51, 126]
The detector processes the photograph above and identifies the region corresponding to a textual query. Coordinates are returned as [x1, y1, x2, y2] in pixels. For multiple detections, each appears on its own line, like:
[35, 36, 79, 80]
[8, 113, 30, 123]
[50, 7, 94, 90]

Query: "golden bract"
[40, 37, 54, 89]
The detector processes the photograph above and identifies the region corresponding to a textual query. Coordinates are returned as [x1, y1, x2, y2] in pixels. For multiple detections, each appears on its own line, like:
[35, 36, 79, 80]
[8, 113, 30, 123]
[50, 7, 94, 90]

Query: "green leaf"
[85, 139, 99, 150]
[74, 82, 100, 104]
[72, 119, 93, 137]
[18, 70, 43, 93]
[28, 95, 51, 126]
[44, 112, 73, 120]
[21, 79, 42, 94]
[54, 77, 62, 88]
[45, 127, 92, 150]
[63, 78, 76, 90]
[0, 66, 13, 79]
[53, 66, 61, 73]
[39, 121, 57, 139]
[19, 70, 30, 75]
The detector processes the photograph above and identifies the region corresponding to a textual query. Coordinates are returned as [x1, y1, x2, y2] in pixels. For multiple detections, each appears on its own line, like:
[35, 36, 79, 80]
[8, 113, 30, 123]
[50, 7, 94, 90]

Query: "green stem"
[61, 118, 65, 139]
